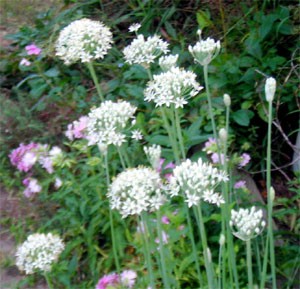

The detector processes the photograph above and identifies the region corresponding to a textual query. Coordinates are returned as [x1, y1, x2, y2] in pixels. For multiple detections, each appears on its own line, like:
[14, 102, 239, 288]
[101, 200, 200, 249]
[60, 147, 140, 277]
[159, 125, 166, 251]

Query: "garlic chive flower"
[55, 18, 113, 65]
[230, 207, 266, 241]
[16, 233, 64, 274]
[128, 23, 141, 33]
[86, 100, 137, 149]
[189, 31, 220, 66]
[107, 167, 165, 218]
[168, 158, 227, 207]
[123, 34, 169, 68]
[144, 67, 202, 108]
[265, 77, 276, 102]
[144, 144, 162, 170]
[158, 54, 179, 71]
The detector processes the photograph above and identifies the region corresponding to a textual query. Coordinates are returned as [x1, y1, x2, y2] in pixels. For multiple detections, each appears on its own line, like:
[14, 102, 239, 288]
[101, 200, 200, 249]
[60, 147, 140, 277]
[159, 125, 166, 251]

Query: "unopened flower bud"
[206, 247, 212, 263]
[223, 93, 231, 107]
[219, 128, 227, 143]
[265, 77, 276, 102]
[270, 186, 275, 202]
[219, 234, 225, 246]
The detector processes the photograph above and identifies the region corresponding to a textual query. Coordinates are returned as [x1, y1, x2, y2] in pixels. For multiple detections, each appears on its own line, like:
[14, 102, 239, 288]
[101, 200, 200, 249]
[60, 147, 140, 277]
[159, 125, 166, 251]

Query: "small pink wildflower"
[25, 44, 42, 55]
[239, 153, 251, 167]
[23, 178, 42, 198]
[20, 58, 31, 66]
[203, 137, 217, 153]
[96, 273, 119, 289]
[120, 270, 137, 288]
[234, 180, 246, 189]
[155, 230, 169, 245]
[65, 116, 89, 141]
[157, 158, 175, 180]
[211, 153, 225, 165]
[161, 215, 170, 224]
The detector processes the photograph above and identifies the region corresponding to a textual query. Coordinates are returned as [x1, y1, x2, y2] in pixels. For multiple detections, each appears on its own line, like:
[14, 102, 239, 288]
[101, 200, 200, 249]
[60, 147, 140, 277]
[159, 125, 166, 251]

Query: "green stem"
[44, 273, 54, 289]
[266, 100, 277, 289]
[141, 214, 156, 288]
[173, 106, 186, 159]
[196, 203, 215, 289]
[117, 146, 127, 170]
[183, 204, 204, 288]
[86, 62, 104, 101]
[156, 210, 171, 289]
[246, 240, 253, 289]
[160, 107, 181, 163]
[104, 152, 121, 273]
[260, 234, 270, 289]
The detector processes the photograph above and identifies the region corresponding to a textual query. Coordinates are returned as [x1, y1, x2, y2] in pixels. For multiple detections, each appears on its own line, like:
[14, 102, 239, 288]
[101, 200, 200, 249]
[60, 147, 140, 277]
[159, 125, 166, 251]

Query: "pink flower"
[155, 230, 169, 245]
[23, 178, 42, 198]
[9, 143, 40, 172]
[20, 58, 31, 66]
[234, 180, 246, 189]
[239, 153, 251, 167]
[96, 273, 119, 289]
[211, 153, 225, 165]
[65, 116, 89, 141]
[203, 137, 217, 153]
[157, 158, 175, 180]
[120, 270, 137, 288]
[161, 215, 170, 224]
[25, 44, 42, 55]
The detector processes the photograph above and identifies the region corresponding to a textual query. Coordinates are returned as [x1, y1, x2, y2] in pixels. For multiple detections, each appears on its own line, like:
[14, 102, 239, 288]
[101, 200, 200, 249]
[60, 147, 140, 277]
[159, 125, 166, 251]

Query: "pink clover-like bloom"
[95, 273, 119, 289]
[25, 44, 42, 55]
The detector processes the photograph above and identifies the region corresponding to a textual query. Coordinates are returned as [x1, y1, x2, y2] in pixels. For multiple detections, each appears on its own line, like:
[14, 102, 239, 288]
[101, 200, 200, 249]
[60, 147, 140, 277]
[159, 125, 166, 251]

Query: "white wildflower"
[128, 23, 141, 33]
[265, 77, 276, 102]
[131, 129, 143, 140]
[54, 178, 63, 189]
[158, 54, 178, 71]
[16, 233, 64, 274]
[123, 34, 169, 68]
[144, 144, 161, 170]
[223, 93, 231, 107]
[144, 67, 202, 108]
[230, 207, 266, 241]
[86, 100, 137, 148]
[189, 31, 220, 66]
[168, 158, 227, 207]
[55, 18, 113, 65]
[107, 167, 165, 218]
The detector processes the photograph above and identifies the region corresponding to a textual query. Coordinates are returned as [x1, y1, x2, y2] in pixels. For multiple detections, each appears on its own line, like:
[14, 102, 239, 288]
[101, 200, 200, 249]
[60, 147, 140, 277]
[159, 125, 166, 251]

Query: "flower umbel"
[158, 54, 178, 71]
[168, 158, 227, 207]
[189, 32, 220, 66]
[86, 100, 137, 148]
[16, 233, 64, 274]
[144, 144, 162, 170]
[144, 67, 202, 108]
[230, 207, 266, 241]
[123, 34, 169, 68]
[107, 167, 165, 218]
[56, 18, 113, 64]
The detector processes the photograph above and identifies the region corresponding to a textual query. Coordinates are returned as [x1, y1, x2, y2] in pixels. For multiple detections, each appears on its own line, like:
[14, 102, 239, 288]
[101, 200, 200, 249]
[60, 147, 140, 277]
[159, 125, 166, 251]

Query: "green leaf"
[196, 10, 212, 30]
[146, 135, 170, 146]
[232, 109, 254, 126]
[44, 67, 60, 78]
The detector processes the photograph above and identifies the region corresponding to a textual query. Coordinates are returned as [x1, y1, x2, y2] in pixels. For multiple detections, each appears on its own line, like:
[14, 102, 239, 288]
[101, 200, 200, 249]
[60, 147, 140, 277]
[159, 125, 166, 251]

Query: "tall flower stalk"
[86, 62, 104, 101]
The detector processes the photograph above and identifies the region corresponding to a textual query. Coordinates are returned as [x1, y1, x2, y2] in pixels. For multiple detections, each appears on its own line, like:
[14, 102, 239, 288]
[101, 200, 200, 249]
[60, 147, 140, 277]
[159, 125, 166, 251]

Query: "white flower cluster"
[144, 67, 202, 108]
[123, 34, 169, 67]
[144, 144, 161, 170]
[230, 207, 266, 241]
[86, 100, 137, 149]
[128, 23, 141, 33]
[158, 54, 178, 71]
[107, 167, 165, 218]
[168, 158, 228, 207]
[55, 18, 113, 64]
[16, 233, 64, 274]
[189, 35, 221, 66]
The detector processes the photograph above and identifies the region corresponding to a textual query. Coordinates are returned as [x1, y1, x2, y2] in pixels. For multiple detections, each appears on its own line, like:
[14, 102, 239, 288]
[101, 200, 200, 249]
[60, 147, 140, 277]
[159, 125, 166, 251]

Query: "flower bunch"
[168, 158, 227, 207]
[144, 67, 202, 108]
[144, 144, 162, 170]
[123, 34, 169, 68]
[107, 167, 165, 218]
[230, 207, 266, 241]
[96, 270, 137, 289]
[55, 18, 113, 64]
[16, 233, 64, 274]
[39, 146, 63, 174]
[9, 143, 44, 172]
[158, 54, 178, 71]
[86, 100, 137, 149]
[189, 31, 221, 66]
[65, 116, 89, 141]
[23, 178, 42, 198]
